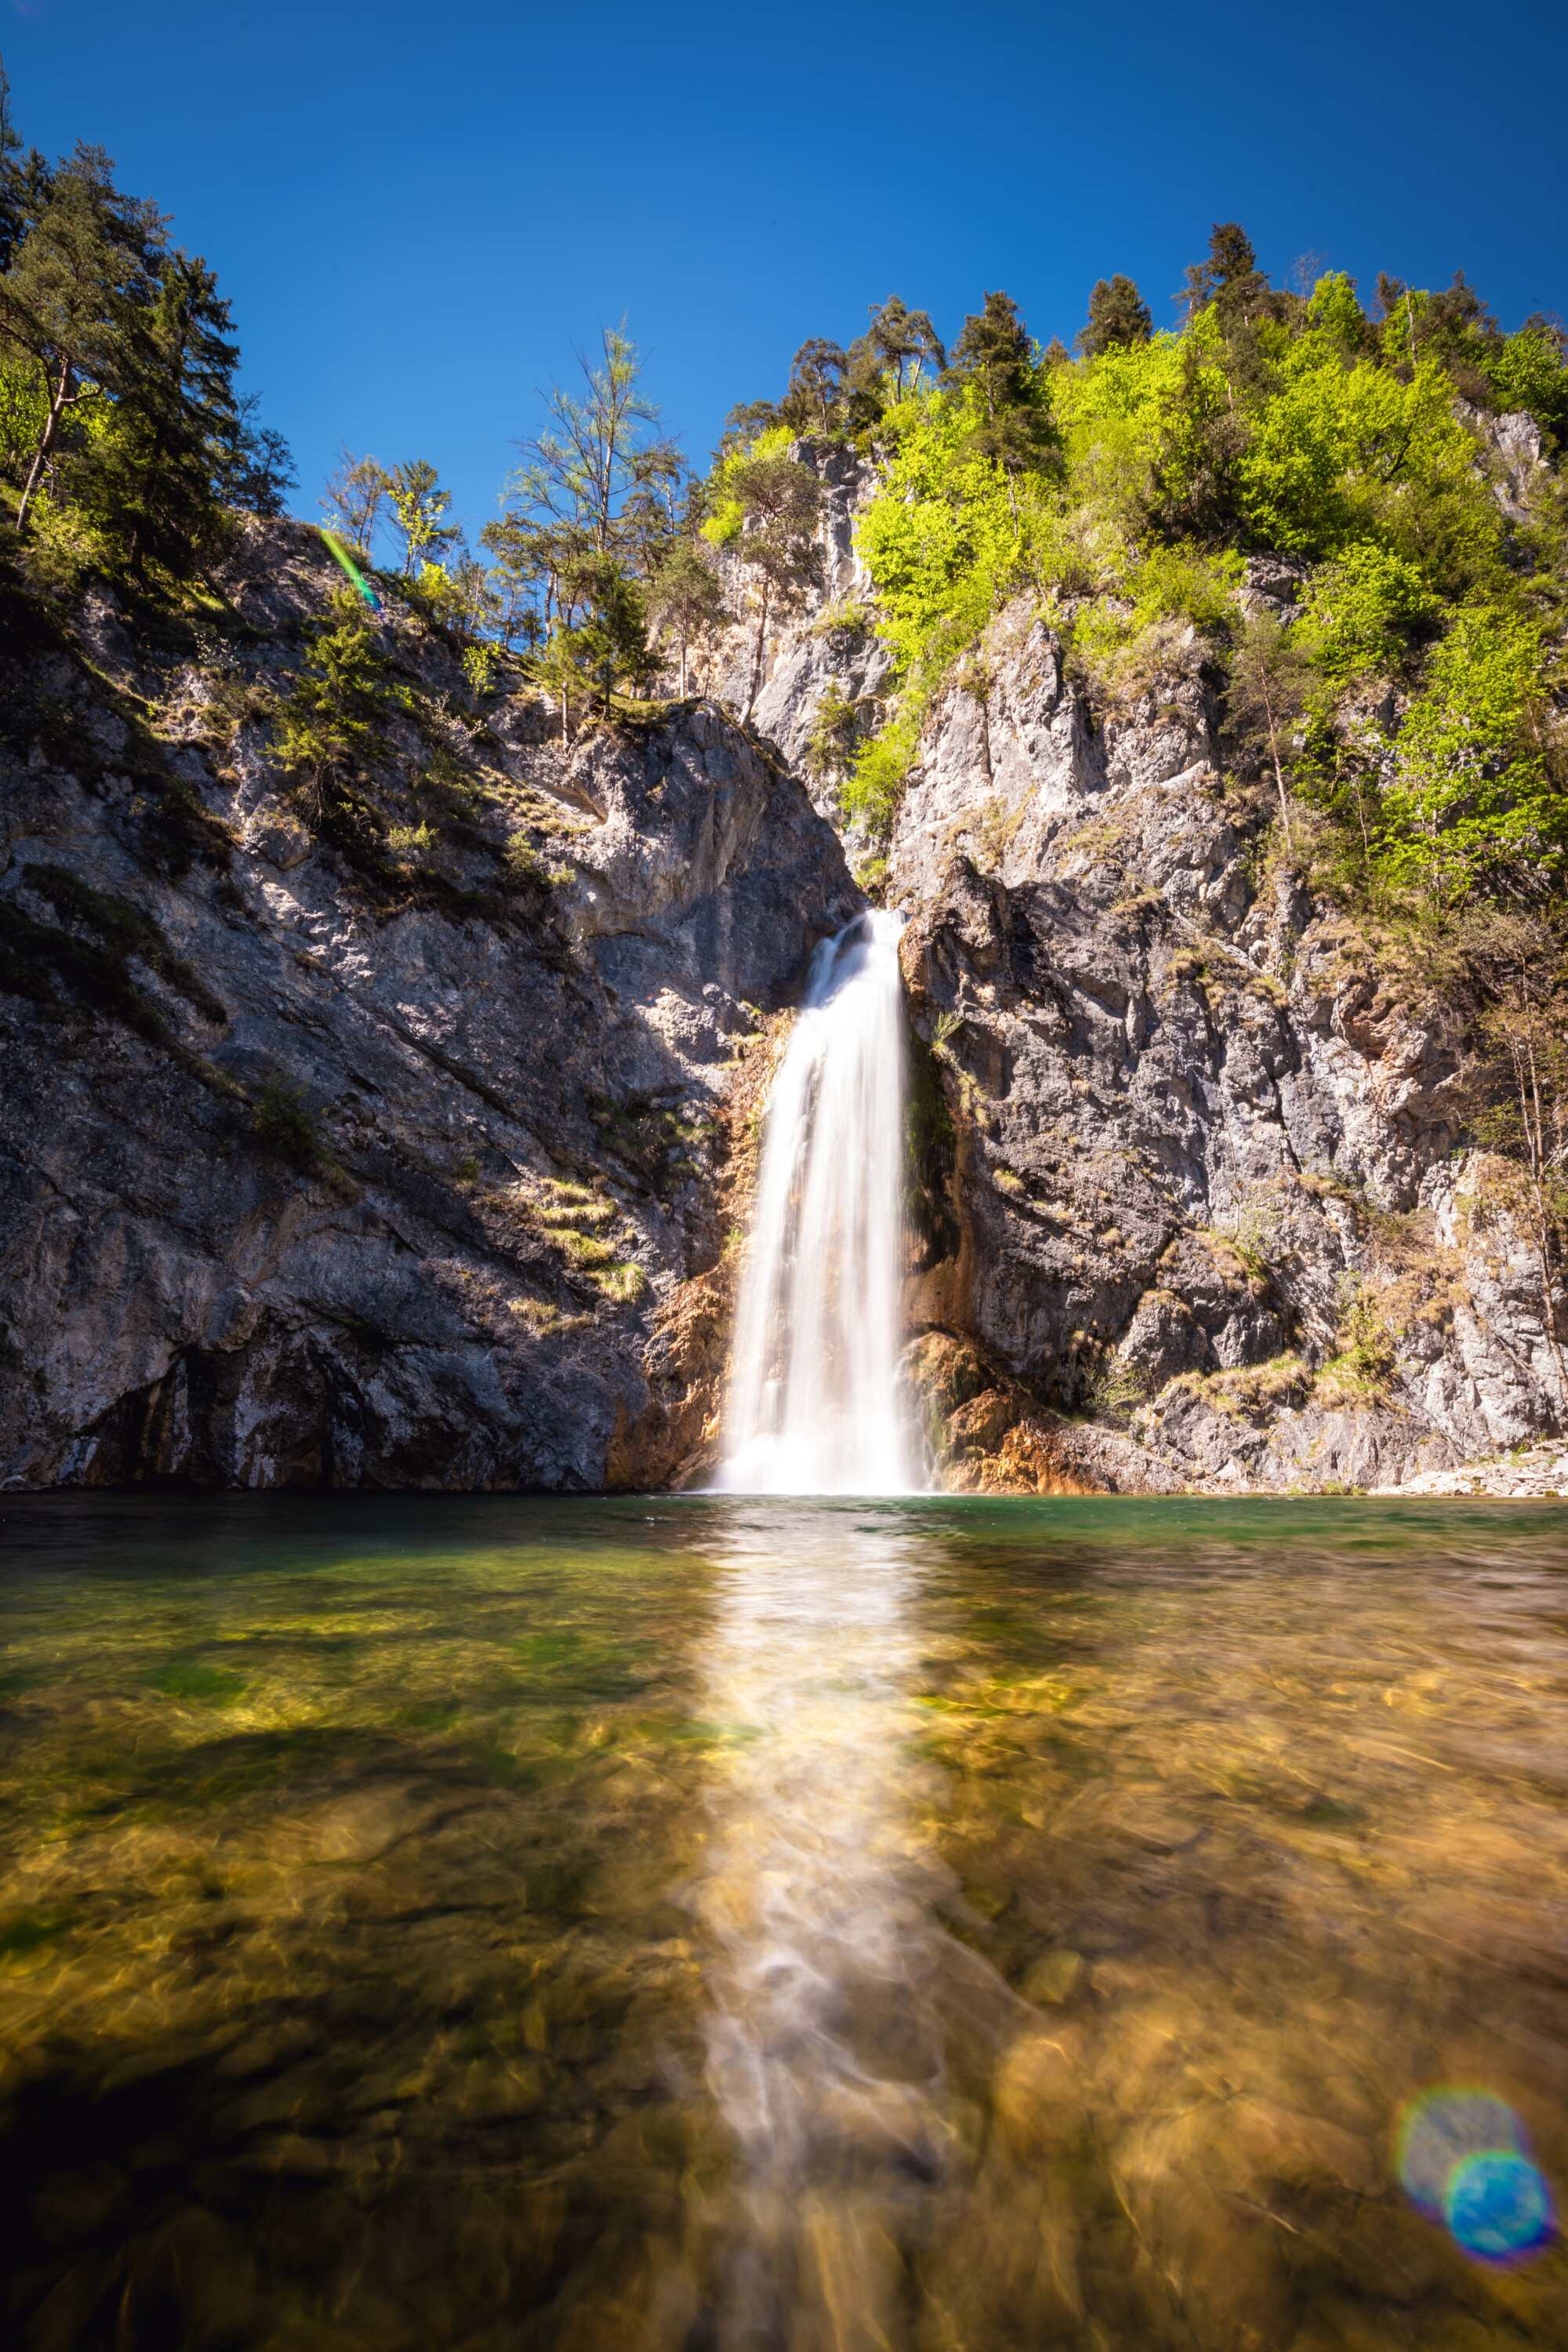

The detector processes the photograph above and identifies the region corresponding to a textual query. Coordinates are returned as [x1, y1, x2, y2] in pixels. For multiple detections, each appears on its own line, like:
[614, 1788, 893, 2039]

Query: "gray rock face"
[0, 528, 857, 1491]
[849, 594, 1560, 1489]
[7, 464, 1562, 1497]
[698, 441, 891, 826]
[1457, 400, 1548, 522]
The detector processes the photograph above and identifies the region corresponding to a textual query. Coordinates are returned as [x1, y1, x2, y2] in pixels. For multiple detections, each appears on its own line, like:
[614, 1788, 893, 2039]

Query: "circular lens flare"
[1446, 2150, 1553, 2263]
[1397, 2087, 1554, 2263]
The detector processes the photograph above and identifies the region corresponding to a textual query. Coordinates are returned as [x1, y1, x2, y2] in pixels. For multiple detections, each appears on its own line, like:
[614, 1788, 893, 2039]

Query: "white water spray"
[720, 909, 914, 1495]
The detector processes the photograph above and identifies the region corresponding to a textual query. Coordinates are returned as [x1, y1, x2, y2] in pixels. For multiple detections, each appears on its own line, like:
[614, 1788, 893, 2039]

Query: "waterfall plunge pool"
[2, 1491, 1566, 2349]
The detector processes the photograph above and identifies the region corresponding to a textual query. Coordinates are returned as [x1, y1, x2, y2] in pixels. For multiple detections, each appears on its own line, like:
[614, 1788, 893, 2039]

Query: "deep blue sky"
[4, 0, 1563, 547]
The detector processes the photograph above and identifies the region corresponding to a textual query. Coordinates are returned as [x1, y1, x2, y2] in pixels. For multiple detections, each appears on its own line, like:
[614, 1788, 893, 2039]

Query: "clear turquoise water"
[2, 1493, 1567, 2349]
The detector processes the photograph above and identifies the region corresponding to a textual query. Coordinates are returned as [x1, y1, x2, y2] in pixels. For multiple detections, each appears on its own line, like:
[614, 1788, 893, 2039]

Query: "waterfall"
[720, 909, 915, 1496]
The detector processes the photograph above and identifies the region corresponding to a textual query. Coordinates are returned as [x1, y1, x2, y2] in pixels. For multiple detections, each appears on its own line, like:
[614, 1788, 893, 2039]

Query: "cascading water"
[720, 909, 915, 1495]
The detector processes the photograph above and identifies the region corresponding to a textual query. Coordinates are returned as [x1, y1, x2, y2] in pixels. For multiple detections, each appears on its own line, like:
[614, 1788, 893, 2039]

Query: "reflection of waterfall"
[694, 1504, 957, 2351]
[720, 911, 914, 1496]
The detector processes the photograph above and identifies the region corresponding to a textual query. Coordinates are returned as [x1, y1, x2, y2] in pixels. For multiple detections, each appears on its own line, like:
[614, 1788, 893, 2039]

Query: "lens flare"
[1397, 2087, 1554, 2263]
[1446, 2150, 1553, 2262]
[318, 527, 381, 612]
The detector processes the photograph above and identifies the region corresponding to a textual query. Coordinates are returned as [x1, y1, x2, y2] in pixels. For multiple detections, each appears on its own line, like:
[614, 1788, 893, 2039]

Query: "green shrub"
[1301, 543, 1438, 683]
[251, 1080, 325, 1169]
[592, 1261, 648, 1303]
[1377, 601, 1557, 902]
[842, 706, 921, 833]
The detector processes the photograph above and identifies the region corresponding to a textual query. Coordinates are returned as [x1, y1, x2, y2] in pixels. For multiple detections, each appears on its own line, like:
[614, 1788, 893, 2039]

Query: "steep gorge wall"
[654, 426, 1563, 1491]
[803, 575, 1559, 1490]
[0, 522, 858, 1491]
[3, 457, 1560, 1495]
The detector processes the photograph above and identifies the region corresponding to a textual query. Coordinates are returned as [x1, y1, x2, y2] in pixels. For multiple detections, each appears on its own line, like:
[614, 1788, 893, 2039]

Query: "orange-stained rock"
[608, 1012, 793, 1490]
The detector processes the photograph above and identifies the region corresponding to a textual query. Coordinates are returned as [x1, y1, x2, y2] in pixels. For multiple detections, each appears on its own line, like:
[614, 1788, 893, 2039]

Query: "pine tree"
[0, 142, 164, 533]
[1076, 274, 1152, 358]
[779, 338, 848, 435]
[868, 296, 946, 397]
[726, 454, 822, 716]
[648, 540, 724, 695]
[942, 291, 1058, 512]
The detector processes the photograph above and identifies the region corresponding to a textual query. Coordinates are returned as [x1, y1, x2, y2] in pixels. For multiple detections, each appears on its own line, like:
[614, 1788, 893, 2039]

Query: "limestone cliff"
[855, 588, 1558, 1490]
[646, 426, 1563, 1494]
[4, 453, 1561, 1496]
[0, 521, 857, 1490]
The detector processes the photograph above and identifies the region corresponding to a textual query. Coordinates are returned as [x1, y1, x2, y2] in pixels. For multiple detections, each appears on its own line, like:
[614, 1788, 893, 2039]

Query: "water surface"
[2, 1494, 1566, 2350]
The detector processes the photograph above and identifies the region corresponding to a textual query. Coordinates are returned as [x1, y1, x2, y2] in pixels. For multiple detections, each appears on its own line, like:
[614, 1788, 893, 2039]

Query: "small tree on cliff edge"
[942, 291, 1058, 524]
[779, 338, 848, 436]
[1076, 274, 1152, 358]
[387, 459, 460, 577]
[1227, 612, 1312, 858]
[0, 142, 163, 534]
[648, 539, 724, 696]
[321, 446, 392, 565]
[868, 295, 946, 398]
[273, 587, 404, 826]
[728, 454, 822, 717]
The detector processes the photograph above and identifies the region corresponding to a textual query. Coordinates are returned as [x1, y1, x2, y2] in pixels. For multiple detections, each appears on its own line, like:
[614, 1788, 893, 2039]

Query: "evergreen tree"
[726, 453, 822, 715]
[942, 291, 1058, 506]
[0, 53, 28, 274]
[710, 397, 779, 468]
[839, 336, 890, 431]
[223, 397, 296, 517]
[532, 553, 652, 733]
[76, 249, 244, 578]
[1414, 271, 1503, 402]
[648, 539, 724, 695]
[273, 586, 404, 826]
[1076, 274, 1152, 358]
[479, 511, 573, 642]
[1181, 222, 1279, 329]
[616, 437, 688, 578]
[779, 338, 848, 435]
[868, 296, 946, 397]
[0, 141, 164, 532]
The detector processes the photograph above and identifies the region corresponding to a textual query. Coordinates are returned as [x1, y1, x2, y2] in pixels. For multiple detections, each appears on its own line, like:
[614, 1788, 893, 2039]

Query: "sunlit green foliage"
[701, 420, 793, 549]
[1377, 602, 1557, 901]
[1489, 325, 1568, 442]
[821, 232, 1568, 903]
[272, 587, 407, 833]
[1299, 543, 1438, 684]
[0, 111, 295, 584]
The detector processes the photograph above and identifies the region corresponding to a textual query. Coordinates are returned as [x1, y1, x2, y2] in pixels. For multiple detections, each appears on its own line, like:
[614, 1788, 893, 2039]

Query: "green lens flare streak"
[318, 527, 381, 612]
